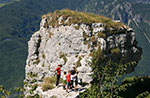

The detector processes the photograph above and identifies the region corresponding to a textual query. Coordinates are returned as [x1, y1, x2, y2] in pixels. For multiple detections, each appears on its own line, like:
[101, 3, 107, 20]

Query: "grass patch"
[42, 63, 45, 67]
[45, 9, 124, 31]
[42, 54, 46, 59]
[41, 76, 62, 91]
[74, 25, 80, 30]
[29, 84, 38, 94]
[27, 72, 38, 78]
[59, 52, 68, 64]
[58, 43, 61, 45]
[76, 56, 82, 67]
[111, 48, 120, 54]
[41, 84, 54, 91]
[97, 32, 106, 38]
[44, 77, 57, 84]
[33, 58, 40, 65]
[31, 79, 37, 83]
[49, 32, 54, 38]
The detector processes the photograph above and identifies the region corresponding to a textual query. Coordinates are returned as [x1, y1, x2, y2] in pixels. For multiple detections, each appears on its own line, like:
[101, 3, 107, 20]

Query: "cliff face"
[24, 9, 142, 98]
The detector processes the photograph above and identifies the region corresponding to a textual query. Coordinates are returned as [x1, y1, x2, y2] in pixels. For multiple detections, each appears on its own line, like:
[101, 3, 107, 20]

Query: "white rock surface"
[24, 16, 142, 97]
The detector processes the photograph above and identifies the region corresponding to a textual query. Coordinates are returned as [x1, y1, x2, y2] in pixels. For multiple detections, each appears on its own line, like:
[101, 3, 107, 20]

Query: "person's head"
[68, 70, 71, 73]
[58, 64, 62, 68]
[73, 66, 76, 70]
[64, 71, 66, 75]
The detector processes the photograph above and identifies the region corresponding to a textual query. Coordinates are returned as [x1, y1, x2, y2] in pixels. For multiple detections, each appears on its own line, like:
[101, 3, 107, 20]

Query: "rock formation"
[24, 9, 142, 98]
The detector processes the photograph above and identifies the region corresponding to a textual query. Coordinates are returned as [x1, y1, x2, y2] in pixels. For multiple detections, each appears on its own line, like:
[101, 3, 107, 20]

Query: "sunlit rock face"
[24, 9, 142, 98]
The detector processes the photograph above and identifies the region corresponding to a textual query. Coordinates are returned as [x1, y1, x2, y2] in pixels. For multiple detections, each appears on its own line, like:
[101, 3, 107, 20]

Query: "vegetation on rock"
[41, 76, 62, 91]
[44, 9, 124, 31]
[79, 47, 147, 98]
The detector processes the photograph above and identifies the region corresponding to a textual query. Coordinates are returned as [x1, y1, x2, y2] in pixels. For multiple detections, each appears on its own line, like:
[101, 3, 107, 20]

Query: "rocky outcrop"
[24, 9, 142, 98]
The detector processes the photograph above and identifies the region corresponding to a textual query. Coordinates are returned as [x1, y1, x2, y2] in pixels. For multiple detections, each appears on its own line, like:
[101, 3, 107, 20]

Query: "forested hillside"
[0, 0, 150, 91]
[0, 0, 88, 89]
[78, 0, 150, 77]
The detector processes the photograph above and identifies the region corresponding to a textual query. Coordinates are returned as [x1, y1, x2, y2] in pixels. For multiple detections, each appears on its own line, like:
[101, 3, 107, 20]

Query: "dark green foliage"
[118, 76, 150, 98]
[79, 0, 150, 77]
[79, 47, 137, 98]
[0, 85, 11, 98]
[0, 0, 90, 90]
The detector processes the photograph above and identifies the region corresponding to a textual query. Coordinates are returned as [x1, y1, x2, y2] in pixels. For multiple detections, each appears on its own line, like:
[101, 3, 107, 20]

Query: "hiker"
[63, 71, 67, 90]
[54, 64, 62, 87]
[66, 70, 71, 93]
[74, 71, 79, 91]
[70, 67, 77, 89]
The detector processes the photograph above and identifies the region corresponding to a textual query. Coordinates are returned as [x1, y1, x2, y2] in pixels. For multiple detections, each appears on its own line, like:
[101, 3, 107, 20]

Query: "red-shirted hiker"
[54, 64, 62, 87]
[66, 70, 71, 93]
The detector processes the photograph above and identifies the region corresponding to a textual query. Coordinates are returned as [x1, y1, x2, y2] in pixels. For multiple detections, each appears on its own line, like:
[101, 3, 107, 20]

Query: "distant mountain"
[0, 0, 88, 89]
[79, 0, 150, 76]
[0, 0, 20, 7]
[0, 0, 11, 3]
[0, 0, 150, 90]
[129, 0, 150, 4]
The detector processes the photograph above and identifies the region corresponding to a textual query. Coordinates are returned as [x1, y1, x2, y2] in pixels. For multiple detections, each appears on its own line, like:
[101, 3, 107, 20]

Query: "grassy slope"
[46, 9, 124, 29]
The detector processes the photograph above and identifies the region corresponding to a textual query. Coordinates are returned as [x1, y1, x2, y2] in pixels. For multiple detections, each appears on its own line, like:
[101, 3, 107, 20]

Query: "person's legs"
[74, 80, 78, 91]
[56, 75, 60, 86]
[70, 80, 74, 89]
[66, 82, 70, 93]
[63, 80, 66, 89]
[70, 80, 72, 89]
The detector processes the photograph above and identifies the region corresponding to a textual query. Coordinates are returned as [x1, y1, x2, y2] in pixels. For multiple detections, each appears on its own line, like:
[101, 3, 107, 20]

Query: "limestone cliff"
[24, 9, 142, 98]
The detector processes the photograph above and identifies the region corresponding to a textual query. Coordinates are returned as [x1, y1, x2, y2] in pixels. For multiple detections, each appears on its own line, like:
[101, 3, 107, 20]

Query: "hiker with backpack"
[70, 67, 77, 89]
[54, 64, 62, 87]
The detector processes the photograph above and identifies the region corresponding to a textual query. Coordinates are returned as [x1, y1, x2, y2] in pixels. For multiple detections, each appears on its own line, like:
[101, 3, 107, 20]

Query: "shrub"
[33, 58, 40, 65]
[31, 79, 37, 83]
[59, 52, 68, 64]
[58, 43, 61, 45]
[42, 54, 46, 59]
[31, 84, 38, 91]
[41, 84, 54, 91]
[42, 63, 45, 67]
[44, 77, 56, 84]
[41, 76, 58, 91]
[27, 72, 38, 78]
[91, 36, 97, 46]
[97, 32, 106, 38]
[49, 32, 54, 38]
[26, 94, 42, 98]
[74, 25, 80, 30]
[111, 48, 120, 54]
[76, 56, 82, 67]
